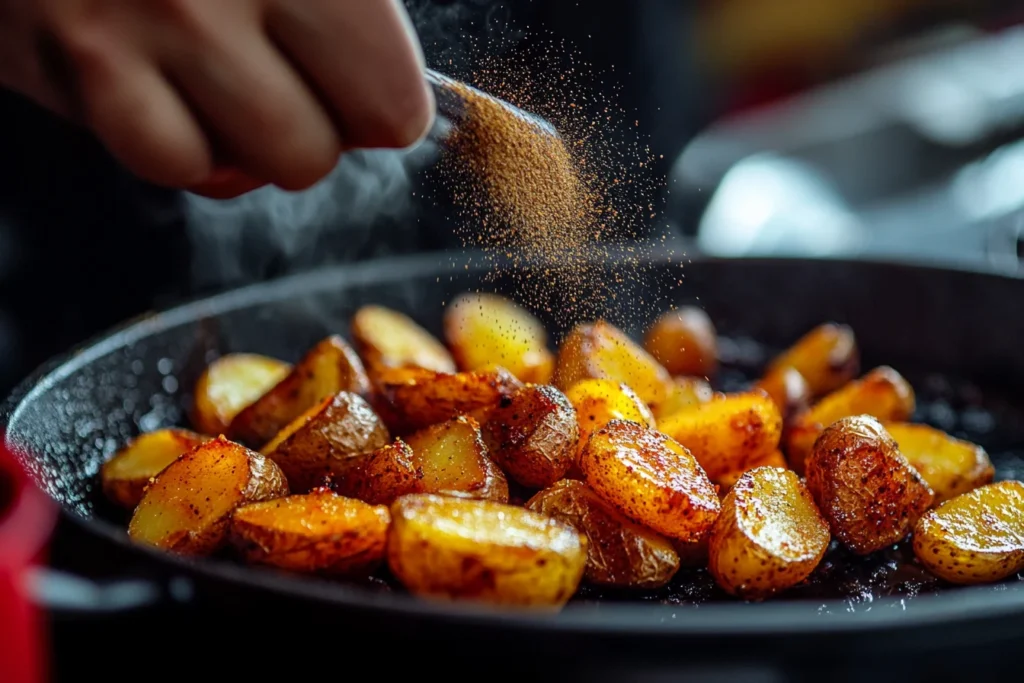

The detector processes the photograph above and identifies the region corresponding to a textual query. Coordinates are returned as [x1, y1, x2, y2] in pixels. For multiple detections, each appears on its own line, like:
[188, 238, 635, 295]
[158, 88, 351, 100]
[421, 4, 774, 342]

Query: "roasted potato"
[128, 436, 288, 555]
[387, 493, 587, 608]
[753, 366, 811, 423]
[405, 416, 509, 502]
[484, 384, 579, 489]
[553, 320, 673, 405]
[526, 479, 680, 588]
[101, 429, 210, 509]
[913, 481, 1024, 584]
[191, 353, 291, 436]
[765, 323, 858, 398]
[657, 392, 783, 483]
[227, 336, 371, 448]
[580, 420, 720, 542]
[709, 467, 830, 600]
[565, 379, 656, 461]
[652, 376, 714, 423]
[805, 415, 933, 555]
[673, 537, 710, 568]
[716, 449, 789, 493]
[643, 306, 718, 377]
[444, 292, 554, 383]
[884, 423, 994, 504]
[352, 305, 456, 379]
[229, 489, 390, 575]
[336, 439, 423, 505]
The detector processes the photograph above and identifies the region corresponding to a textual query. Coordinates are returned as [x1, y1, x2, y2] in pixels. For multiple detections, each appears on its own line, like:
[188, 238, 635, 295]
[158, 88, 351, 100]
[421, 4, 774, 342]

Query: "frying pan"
[5, 246, 1024, 681]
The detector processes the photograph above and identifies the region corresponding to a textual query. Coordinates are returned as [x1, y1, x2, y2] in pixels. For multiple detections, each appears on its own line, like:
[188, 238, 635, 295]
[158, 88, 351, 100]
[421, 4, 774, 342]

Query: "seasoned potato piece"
[709, 467, 830, 599]
[484, 385, 579, 488]
[652, 376, 714, 423]
[753, 367, 811, 423]
[913, 481, 1024, 584]
[766, 323, 859, 398]
[565, 379, 655, 460]
[444, 292, 555, 384]
[387, 493, 586, 608]
[716, 449, 789, 493]
[351, 305, 455, 378]
[101, 429, 210, 509]
[806, 415, 933, 555]
[227, 336, 371, 448]
[191, 353, 291, 436]
[405, 416, 509, 502]
[553, 320, 673, 405]
[526, 479, 680, 588]
[337, 439, 423, 505]
[580, 420, 719, 542]
[884, 423, 994, 504]
[643, 306, 718, 377]
[128, 436, 288, 555]
[229, 490, 390, 575]
[658, 392, 783, 483]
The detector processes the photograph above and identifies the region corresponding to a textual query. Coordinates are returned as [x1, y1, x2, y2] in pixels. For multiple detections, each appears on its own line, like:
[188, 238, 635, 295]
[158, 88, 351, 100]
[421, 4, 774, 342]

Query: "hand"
[0, 0, 434, 197]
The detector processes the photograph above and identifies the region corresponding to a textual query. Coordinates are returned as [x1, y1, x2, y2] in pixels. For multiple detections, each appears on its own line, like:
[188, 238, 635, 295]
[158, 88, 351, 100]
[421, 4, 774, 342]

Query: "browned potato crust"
[526, 479, 680, 588]
[229, 490, 390, 575]
[351, 305, 456, 379]
[716, 449, 789, 493]
[405, 416, 509, 502]
[913, 481, 1024, 584]
[652, 376, 714, 423]
[128, 436, 288, 555]
[565, 379, 655, 469]
[643, 306, 718, 377]
[753, 367, 811, 423]
[336, 439, 423, 505]
[191, 354, 292, 436]
[766, 323, 859, 398]
[709, 467, 830, 599]
[101, 429, 210, 509]
[884, 423, 994, 504]
[580, 420, 720, 542]
[805, 415, 933, 555]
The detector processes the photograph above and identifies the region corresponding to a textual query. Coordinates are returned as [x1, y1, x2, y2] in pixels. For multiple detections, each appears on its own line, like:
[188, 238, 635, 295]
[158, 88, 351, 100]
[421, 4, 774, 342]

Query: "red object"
[186, 166, 268, 199]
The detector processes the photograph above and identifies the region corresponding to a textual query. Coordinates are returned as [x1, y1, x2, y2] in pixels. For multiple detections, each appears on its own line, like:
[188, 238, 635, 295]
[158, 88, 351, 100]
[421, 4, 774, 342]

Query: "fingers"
[187, 167, 268, 199]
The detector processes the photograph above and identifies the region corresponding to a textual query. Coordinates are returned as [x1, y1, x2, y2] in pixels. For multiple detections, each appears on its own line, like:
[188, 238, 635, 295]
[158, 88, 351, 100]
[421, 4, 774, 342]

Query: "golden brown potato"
[565, 379, 656, 461]
[443, 292, 554, 384]
[191, 354, 292, 436]
[387, 493, 587, 608]
[580, 420, 720, 542]
[805, 415, 933, 555]
[716, 449, 789, 493]
[227, 336, 371, 448]
[884, 423, 994, 504]
[484, 385, 579, 488]
[913, 481, 1024, 585]
[708, 467, 830, 600]
[765, 323, 859, 398]
[101, 429, 210, 509]
[336, 439, 423, 505]
[128, 436, 288, 555]
[405, 416, 509, 502]
[786, 366, 915, 474]
[652, 376, 714, 423]
[657, 392, 783, 483]
[553, 320, 673, 405]
[526, 479, 680, 589]
[753, 366, 811, 423]
[642, 306, 718, 377]
[351, 305, 456, 379]
[229, 489, 390, 575]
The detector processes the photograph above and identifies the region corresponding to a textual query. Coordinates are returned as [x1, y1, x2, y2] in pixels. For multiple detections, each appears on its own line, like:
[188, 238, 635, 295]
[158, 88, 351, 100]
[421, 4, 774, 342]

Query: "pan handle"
[25, 566, 193, 615]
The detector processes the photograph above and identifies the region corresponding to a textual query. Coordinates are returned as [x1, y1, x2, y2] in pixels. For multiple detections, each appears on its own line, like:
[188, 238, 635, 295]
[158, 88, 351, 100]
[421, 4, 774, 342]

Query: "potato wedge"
[553, 320, 673, 405]
[191, 353, 291, 436]
[101, 429, 210, 509]
[387, 493, 586, 608]
[229, 489, 390, 575]
[336, 439, 423, 505]
[128, 436, 288, 555]
[565, 379, 656, 462]
[352, 305, 456, 379]
[443, 292, 554, 384]
[765, 323, 859, 398]
[652, 376, 714, 423]
[709, 467, 830, 600]
[642, 306, 718, 377]
[913, 481, 1024, 584]
[405, 416, 509, 502]
[753, 367, 811, 423]
[657, 392, 783, 483]
[805, 415, 933, 555]
[884, 423, 994, 504]
[227, 336, 371, 448]
[580, 420, 719, 542]
[526, 479, 680, 589]
[716, 449, 789, 493]
[484, 384, 579, 488]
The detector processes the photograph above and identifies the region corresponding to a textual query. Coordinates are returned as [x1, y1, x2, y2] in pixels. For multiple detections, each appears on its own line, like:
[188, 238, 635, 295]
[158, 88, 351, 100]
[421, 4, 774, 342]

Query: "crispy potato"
[191, 353, 291, 436]
[716, 449, 789, 493]
[387, 493, 586, 608]
[642, 306, 718, 377]
[709, 467, 830, 600]
[229, 489, 390, 575]
[657, 392, 783, 483]
[352, 305, 455, 379]
[444, 292, 554, 384]
[227, 336, 371, 448]
[526, 479, 680, 588]
[484, 385, 579, 488]
[805, 415, 933, 555]
[652, 377, 714, 423]
[553, 320, 673, 405]
[128, 436, 288, 555]
[884, 423, 994, 504]
[101, 429, 210, 509]
[766, 323, 859, 398]
[337, 439, 423, 505]
[786, 366, 915, 474]
[565, 379, 656, 462]
[913, 481, 1024, 584]
[405, 416, 509, 502]
[753, 367, 811, 423]
[261, 392, 390, 492]
[580, 420, 720, 542]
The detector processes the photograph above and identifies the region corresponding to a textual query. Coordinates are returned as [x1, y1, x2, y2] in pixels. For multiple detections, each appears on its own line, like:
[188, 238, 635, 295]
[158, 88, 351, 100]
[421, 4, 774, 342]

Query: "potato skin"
[526, 479, 680, 589]
[351, 305, 456, 378]
[387, 494, 587, 608]
[913, 481, 1024, 584]
[191, 353, 292, 436]
[805, 415, 933, 555]
[101, 428, 210, 509]
[405, 416, 509, 502]
[884, 423, 994, 504]
[716, 449, 789, 494]
[709, 467, 830, 600]
[643, 306, 718, 377]
[652, 376, 714, 423]
[565, 379, 655, 463]
[766, 323, 858, 398]
[336, 439, 423, 505]
[753, 367, 811, 424]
